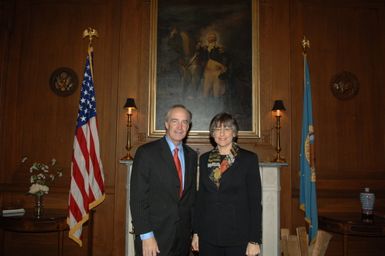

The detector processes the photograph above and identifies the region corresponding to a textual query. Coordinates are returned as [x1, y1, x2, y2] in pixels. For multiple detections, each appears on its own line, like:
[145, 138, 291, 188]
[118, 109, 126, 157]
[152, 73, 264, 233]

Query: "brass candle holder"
[272, 100, 286, 163]
[121, 98, 137, 160]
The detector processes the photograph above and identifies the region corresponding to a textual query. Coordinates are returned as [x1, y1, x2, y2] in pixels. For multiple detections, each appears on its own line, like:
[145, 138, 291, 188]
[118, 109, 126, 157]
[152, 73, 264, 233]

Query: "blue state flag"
[299, 55, 318, 243]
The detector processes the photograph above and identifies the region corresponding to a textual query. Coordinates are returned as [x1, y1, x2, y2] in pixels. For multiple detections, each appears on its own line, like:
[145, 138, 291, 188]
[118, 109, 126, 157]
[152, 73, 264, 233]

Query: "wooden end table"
[0, 208, 93, 256]
[318, 212, 385, 256]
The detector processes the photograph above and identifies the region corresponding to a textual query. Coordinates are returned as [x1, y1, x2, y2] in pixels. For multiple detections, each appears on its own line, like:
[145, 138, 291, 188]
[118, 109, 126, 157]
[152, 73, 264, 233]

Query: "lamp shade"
[124, 98, 137, 109]
[272, 100, 286, 111]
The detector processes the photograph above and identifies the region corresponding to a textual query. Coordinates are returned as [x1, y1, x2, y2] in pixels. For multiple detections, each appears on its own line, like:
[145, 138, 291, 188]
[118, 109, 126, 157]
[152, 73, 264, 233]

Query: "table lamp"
[121, 98, 137, 160]
[272, 100, 286, 162]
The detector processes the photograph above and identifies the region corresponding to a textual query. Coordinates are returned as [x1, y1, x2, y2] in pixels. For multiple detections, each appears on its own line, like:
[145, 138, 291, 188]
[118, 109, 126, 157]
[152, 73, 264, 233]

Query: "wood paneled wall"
[290, 0, 385, 213]
[0, 0, 124, 255]
[290, 0, 385, 254]
[0, 0, 384, 255]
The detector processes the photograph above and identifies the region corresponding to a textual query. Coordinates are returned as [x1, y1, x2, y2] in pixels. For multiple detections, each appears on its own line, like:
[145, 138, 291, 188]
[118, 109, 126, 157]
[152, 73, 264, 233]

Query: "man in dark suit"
[130, 104, 197, 256]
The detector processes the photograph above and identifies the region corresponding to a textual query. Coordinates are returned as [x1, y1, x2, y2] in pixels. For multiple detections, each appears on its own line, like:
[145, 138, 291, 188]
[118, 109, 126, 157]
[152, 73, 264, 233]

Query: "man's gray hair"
[164, 104, 192, 123]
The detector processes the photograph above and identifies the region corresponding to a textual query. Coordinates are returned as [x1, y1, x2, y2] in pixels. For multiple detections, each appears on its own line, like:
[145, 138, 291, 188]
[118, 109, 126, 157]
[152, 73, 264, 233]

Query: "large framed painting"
[148, 0, 260, 138]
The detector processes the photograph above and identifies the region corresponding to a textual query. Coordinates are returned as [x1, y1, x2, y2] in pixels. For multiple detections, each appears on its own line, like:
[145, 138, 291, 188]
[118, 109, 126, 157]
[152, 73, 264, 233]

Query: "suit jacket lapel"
[182, 145, 192, 196]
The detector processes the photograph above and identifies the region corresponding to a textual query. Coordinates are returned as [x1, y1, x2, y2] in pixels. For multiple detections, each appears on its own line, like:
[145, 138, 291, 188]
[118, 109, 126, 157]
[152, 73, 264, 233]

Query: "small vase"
[34, 194, 44, 218]
[360, 187, 375, 217]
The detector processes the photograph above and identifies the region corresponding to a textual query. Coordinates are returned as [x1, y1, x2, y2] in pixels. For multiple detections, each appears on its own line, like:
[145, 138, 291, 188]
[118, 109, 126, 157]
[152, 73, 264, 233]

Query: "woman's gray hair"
[209, 112, 239, 137]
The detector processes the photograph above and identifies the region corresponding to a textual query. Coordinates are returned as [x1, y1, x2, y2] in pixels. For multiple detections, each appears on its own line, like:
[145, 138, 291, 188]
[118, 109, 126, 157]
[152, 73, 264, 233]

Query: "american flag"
[68, 46, 105, 246]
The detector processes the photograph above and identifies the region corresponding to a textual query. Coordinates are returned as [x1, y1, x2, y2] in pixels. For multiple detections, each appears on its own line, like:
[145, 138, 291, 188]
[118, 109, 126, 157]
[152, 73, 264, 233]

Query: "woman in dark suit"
[192, 112, 262, 256]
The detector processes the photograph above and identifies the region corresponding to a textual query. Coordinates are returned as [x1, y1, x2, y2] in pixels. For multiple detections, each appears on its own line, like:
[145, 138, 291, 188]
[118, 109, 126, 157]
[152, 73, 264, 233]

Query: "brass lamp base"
[272, 155, 286, 163]
[121, 152, 133, 161]
[272, 157, 286, 163]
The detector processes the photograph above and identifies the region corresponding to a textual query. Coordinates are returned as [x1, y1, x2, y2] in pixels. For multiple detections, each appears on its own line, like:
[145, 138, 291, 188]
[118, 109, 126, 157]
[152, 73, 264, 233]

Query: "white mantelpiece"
[259, 162, 287, 256]
[120, 160, 286, 256]
[120, 160, 135, 256]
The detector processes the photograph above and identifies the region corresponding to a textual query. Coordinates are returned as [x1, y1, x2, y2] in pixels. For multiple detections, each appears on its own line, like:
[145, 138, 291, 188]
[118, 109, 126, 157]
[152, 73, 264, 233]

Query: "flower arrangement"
[21, 157, 63, 197]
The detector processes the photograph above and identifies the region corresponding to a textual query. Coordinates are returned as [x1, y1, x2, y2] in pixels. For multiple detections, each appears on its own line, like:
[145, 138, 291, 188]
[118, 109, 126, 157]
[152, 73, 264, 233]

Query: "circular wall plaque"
[330, 71, 359, 100]
[49, 67, 78, 96]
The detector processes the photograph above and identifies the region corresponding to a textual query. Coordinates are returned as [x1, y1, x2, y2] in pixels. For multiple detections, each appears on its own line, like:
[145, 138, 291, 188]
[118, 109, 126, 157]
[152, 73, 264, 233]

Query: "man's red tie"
[173, 148, 183, 197]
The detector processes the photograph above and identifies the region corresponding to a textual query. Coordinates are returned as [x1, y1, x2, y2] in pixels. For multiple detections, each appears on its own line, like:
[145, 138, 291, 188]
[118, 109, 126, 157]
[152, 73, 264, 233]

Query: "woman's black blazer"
[193, 148, 262, 246]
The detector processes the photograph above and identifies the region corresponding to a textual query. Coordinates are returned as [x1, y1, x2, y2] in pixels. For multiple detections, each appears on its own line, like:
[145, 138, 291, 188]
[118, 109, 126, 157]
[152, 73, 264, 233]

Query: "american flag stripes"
[68, 46, 105, 246]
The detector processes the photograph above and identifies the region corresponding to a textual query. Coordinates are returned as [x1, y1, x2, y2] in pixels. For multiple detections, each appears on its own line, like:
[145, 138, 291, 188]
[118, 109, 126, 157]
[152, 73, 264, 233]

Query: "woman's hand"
[245, 242, 260, 256]
[191, 233, 199, 252]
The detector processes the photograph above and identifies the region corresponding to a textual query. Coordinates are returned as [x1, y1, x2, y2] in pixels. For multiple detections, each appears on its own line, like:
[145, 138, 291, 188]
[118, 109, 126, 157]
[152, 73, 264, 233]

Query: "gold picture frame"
[148, 0, 260, 138]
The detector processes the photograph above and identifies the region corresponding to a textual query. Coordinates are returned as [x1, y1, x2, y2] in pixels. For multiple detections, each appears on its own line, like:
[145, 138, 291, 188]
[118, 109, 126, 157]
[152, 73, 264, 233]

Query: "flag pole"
[299, 35, 318, 244]
[82, 28, 98, 76]
[68, 27, 105, 247]
[301, 36, 310, 77]
[301, 36, 310, 55]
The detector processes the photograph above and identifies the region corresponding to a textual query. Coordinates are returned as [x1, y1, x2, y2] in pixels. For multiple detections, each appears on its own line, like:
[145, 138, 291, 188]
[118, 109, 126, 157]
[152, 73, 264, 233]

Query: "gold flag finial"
[301, 36, 310, 54]
[82, 28, 99, 46]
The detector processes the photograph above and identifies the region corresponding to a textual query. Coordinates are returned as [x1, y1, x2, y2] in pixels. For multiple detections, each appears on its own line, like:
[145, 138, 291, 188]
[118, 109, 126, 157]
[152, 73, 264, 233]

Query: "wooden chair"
[281, 228, 301, 256]
[309, 230, 333, 256]
[281, 227, 332, 256]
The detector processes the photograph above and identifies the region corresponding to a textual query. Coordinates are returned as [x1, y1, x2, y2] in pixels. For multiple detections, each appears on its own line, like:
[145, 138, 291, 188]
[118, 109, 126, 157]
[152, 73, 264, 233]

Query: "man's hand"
[142, 237, 160, 256]
[191, 233, 199, 252]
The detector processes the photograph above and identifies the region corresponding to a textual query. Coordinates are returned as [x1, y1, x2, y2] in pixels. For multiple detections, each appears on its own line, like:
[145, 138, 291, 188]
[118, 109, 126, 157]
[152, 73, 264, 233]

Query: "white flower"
[28, 184, 40, 194]
[23, 157, 63, 196]
[41, 185, 49, 193]
[28, 184, 49, 195]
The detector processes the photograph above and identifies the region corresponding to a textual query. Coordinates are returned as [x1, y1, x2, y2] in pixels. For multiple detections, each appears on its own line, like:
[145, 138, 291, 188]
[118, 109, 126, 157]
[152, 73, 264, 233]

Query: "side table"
[0, 208, 93, 256]
[318, 212, 385, 256]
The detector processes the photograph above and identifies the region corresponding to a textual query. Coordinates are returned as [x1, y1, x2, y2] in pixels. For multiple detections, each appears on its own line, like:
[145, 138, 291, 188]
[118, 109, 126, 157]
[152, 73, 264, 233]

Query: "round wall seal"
[330, 71, 359, 100]
[49, 67, 78, 97]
